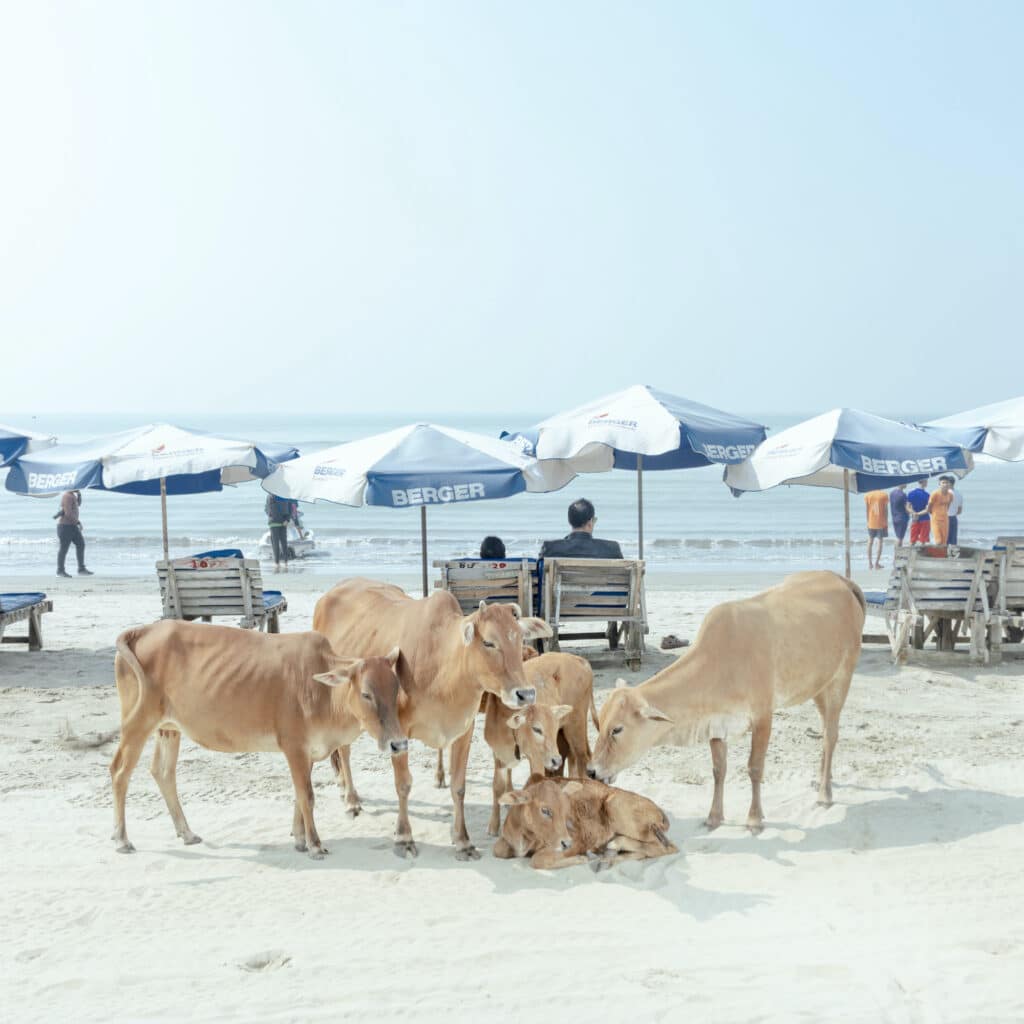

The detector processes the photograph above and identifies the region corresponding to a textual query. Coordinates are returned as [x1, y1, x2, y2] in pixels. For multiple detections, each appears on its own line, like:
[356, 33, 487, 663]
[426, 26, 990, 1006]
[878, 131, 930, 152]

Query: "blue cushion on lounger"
[190, 549, 245, 560]
[263, 590, 285, 610]
[863, 589, 888, 606]
[0, 592, 48, 614]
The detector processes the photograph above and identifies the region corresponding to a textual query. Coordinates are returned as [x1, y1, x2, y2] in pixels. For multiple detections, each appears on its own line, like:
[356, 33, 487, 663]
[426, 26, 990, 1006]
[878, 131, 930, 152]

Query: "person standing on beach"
[946, 477, 963, 545]
[265, 493, 295, 572]
[863, 488, 889, 569]
[889, 482, 910, 548]
[906, 479, 931, 545]
[56, 490, 93, 578]
[927, 476, 955, 545]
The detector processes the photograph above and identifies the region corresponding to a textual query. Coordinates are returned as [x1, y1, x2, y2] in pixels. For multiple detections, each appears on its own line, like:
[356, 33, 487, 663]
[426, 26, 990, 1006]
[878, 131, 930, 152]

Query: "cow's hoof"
[393, 840, 418, 860]
[115, 841, 136, 854]
[294, 840, 308, 852]
[182, 834, 203, 846]
[704, 816, 723, 831]
[816, 798, 833, 808]
[455, 845, 481, 862]
[746, 821, 764, 835]
[487, 826, 500, 838]
[346, 805, 362, 819]
[308, 847, 328, 861]
[434, 777, 446, 790]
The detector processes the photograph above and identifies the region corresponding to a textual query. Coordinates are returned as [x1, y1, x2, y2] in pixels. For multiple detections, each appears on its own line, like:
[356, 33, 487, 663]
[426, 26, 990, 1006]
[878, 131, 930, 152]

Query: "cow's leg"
[291, 800, 305, 847]
[529, 848, 588, 870]
[284, 750, 326, 859]
[705, 737, 727, 829]
[746, 714, 772, 833]
[109, 676, 162, 854]
[333, 745, 362, 817]
[489, 759, 509, 837]
[598, 834, 678, 866]
[434, 748, 446, 789]
[391, 750, 417, 858]
[814, 672, 852, 806]
[562, 712, 591, 778]
[449, 723, 481, 860]
[149, 728, 201, 845]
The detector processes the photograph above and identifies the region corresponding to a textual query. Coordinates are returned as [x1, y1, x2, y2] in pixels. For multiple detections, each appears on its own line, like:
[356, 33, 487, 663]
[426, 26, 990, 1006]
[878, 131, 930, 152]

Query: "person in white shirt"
[946, 477, 964, 545]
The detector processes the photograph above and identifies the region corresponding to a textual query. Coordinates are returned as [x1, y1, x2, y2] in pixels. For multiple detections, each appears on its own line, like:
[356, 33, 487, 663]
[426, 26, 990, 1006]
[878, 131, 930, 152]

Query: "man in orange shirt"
[927, 476, 955, 545]
[863, 488, 889, 570]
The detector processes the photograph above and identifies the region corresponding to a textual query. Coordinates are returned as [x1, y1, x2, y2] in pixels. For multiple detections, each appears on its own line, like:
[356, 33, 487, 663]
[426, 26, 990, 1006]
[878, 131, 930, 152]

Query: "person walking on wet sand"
[265, 493, 296, 572]
[56, 489, 93, 578]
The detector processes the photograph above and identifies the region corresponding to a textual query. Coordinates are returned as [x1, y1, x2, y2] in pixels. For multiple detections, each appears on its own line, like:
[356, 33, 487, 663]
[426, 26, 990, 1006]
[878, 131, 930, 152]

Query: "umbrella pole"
[636, 454, 644, 560]
[843, 469, 851, 579]
[420, 505, 428, 598]
[160, 476, 170, 562]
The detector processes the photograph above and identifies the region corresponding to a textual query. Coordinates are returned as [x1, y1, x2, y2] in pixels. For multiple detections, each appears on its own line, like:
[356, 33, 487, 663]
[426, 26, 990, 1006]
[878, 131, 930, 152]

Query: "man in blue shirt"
[906, 479, 931, 545]
[889, 483, 910, 547]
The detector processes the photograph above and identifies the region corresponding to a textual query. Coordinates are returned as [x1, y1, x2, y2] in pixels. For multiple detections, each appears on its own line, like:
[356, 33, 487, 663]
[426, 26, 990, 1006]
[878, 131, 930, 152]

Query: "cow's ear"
[462, 619, 475, 646]
[314, 658, 362, 688]
[552, 704, 573, 722]
[563, 781, 584, 796]
[479, 599, 488, 612]
[518, 617, 552, 641]
[506, 711, 528, 730]
[499, 790, 533, 807]
[508, 602, 522, 620]
[385, 646, 401, 669]
[640, 701, 672, 723]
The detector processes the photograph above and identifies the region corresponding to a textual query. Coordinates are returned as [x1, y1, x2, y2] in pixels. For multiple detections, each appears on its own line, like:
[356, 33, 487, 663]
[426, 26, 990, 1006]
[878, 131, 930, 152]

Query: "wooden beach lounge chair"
[863, 545, 997, 664]
[433, 557, 539, 616]
[156, 549, 287, 632]
[540, 557, 647, 669]
[992, 536, 1024, 657]
[0, 592, 53, 651]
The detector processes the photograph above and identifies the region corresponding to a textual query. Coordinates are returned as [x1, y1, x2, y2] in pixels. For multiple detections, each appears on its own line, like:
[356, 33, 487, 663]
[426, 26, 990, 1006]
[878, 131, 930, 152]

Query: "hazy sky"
[1, 2, 1020, 420]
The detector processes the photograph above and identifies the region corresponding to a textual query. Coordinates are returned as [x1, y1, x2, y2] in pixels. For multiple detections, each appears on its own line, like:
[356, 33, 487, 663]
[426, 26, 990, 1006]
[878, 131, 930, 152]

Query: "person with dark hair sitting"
[539, 498, 623, 560]
[539, 498, 624, 649]
[480, 536, 506, 560]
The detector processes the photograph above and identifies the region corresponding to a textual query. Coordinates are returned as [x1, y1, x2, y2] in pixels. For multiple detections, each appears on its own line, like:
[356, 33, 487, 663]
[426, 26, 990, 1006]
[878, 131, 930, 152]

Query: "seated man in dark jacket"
[540, 498, 623, 559]
[539, 498, 625, 648]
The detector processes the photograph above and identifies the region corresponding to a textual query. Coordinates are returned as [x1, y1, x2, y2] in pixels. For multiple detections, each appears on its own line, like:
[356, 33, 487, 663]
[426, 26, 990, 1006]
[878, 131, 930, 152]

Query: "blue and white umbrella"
[920, 396, 1024, 463]
[724, 408, 973, 575]
[261, 423, 576, 594]
[0, 422, 56, 468]
[502, 384, 768, 556]
[6, 423, 299, 559]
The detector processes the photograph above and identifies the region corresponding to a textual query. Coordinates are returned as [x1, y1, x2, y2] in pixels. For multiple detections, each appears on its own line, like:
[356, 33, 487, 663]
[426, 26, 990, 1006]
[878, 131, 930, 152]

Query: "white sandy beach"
[2, 569, 1023, 1023]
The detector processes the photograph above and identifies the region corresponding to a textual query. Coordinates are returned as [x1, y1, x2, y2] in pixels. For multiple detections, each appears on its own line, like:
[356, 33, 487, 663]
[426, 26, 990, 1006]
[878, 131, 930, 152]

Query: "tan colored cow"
[588, 571, 865, 832]
[313, 579, 551, 860]
[109, 621, 406, 858]
[494, 776, 676, 870]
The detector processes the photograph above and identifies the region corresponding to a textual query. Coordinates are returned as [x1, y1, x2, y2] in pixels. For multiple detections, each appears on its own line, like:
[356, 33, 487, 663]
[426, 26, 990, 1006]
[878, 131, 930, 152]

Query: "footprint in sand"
[238, 951, 292, 973]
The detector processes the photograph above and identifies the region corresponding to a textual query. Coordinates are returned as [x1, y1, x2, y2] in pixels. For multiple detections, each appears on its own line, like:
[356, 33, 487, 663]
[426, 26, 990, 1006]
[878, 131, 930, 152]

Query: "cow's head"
[505, 703, 573, 774]
[461, 601, 552, 708]
[587, 680, 673, 784]
[500, 777, 580, 855]
[314, 647, 408, 756]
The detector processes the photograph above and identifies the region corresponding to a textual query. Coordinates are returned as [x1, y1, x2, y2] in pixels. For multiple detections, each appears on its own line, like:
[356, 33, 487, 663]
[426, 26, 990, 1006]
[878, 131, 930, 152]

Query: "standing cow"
[588, 571, 864, 832]
[314, 579, 551, 859]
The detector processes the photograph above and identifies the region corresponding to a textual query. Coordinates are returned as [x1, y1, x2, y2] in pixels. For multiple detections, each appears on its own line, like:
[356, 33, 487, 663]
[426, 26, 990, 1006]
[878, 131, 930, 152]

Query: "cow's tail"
[838, 575, 867, 617]
[114, 628, 151, 719]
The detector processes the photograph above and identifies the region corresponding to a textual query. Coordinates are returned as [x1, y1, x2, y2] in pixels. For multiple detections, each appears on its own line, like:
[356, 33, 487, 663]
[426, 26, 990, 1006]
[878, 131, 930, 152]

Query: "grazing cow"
[433, 651, 597, 790]
[588, 571, 864, 832]
[494, 776, 676, 870]
[109, 621, 406, 858]
[314, 579, 551, 860]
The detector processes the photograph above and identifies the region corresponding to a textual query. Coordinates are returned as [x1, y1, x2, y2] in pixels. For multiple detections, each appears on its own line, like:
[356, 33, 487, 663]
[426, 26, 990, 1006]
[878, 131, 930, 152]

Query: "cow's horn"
[479, 599, 488, 612]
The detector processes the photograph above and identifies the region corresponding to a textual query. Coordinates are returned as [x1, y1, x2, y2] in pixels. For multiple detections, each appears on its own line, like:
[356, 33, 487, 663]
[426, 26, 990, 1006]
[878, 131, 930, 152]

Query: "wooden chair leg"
[28, 609, 43, 652]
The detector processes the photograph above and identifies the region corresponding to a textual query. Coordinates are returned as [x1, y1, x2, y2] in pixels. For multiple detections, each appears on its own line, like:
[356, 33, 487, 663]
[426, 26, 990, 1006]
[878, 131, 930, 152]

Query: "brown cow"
[494, 776, 676, 870]
[588, 571, 864, 832]
[109, 621, 406, 858]
[314, 579, 551, 860]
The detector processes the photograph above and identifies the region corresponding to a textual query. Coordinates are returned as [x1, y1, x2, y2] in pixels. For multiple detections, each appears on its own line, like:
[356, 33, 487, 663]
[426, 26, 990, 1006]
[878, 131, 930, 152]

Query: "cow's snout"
[586, 767, 597, 780]
[548, 755, 563, 771]
[514, 688, 535, 706]
[389, 739, 409, 755]
[560, 838, 572, 851]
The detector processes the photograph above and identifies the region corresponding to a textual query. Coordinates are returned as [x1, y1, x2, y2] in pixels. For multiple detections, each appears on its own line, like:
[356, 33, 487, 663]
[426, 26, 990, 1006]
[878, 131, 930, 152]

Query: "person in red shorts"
[906, 479, 932, 545]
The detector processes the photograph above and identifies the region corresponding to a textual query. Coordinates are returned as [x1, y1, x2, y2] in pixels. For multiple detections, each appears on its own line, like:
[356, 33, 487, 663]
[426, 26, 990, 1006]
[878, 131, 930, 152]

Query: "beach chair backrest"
[433, 558, 539, 616]
[995, 537, 1024, 615]
[157, 555, 266, 627]
[895, 545, 993, 619]
[542, 557, 645, 624]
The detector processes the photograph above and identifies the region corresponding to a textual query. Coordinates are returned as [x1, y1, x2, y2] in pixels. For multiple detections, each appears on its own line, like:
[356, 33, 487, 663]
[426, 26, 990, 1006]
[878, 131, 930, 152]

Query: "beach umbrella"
[5, 424, 299, 559]
[920, 396, 1024, 462]
[260, 423, 576, 596]
[724, 408, 973, 577]
[502, 385, 768, 557]
[0, 422, 56, 467]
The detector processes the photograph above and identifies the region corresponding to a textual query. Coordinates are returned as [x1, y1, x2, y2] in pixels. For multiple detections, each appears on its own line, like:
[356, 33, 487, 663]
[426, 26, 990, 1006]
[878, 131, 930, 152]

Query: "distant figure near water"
[946, 476, 963, 545]
[927, 476, 955, 545]
[906, 479, 931, 545]
[55, 489, 93, 578]
[863, 488, 889, 569]
[265, 493, 296, 572]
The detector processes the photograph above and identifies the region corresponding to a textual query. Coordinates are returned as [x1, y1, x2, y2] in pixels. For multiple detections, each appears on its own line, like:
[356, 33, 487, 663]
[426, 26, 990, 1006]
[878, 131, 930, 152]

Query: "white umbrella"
[922, 396, 1024, 462]
[0, 422, 56, 467]
[262, 423, 576, 595]
[725, 409, 973, 577]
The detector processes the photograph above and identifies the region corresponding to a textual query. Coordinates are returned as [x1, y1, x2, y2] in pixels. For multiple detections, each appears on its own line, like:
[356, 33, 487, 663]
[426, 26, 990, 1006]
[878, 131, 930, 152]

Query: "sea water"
[0, 411, 1018, 578]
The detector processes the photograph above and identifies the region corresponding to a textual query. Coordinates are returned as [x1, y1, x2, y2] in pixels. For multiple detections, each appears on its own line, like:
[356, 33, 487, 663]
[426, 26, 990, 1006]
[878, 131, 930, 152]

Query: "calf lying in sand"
[494, 776, 677, 870]
[110, 621, 406, 858]
[588, 571, 865, 832]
